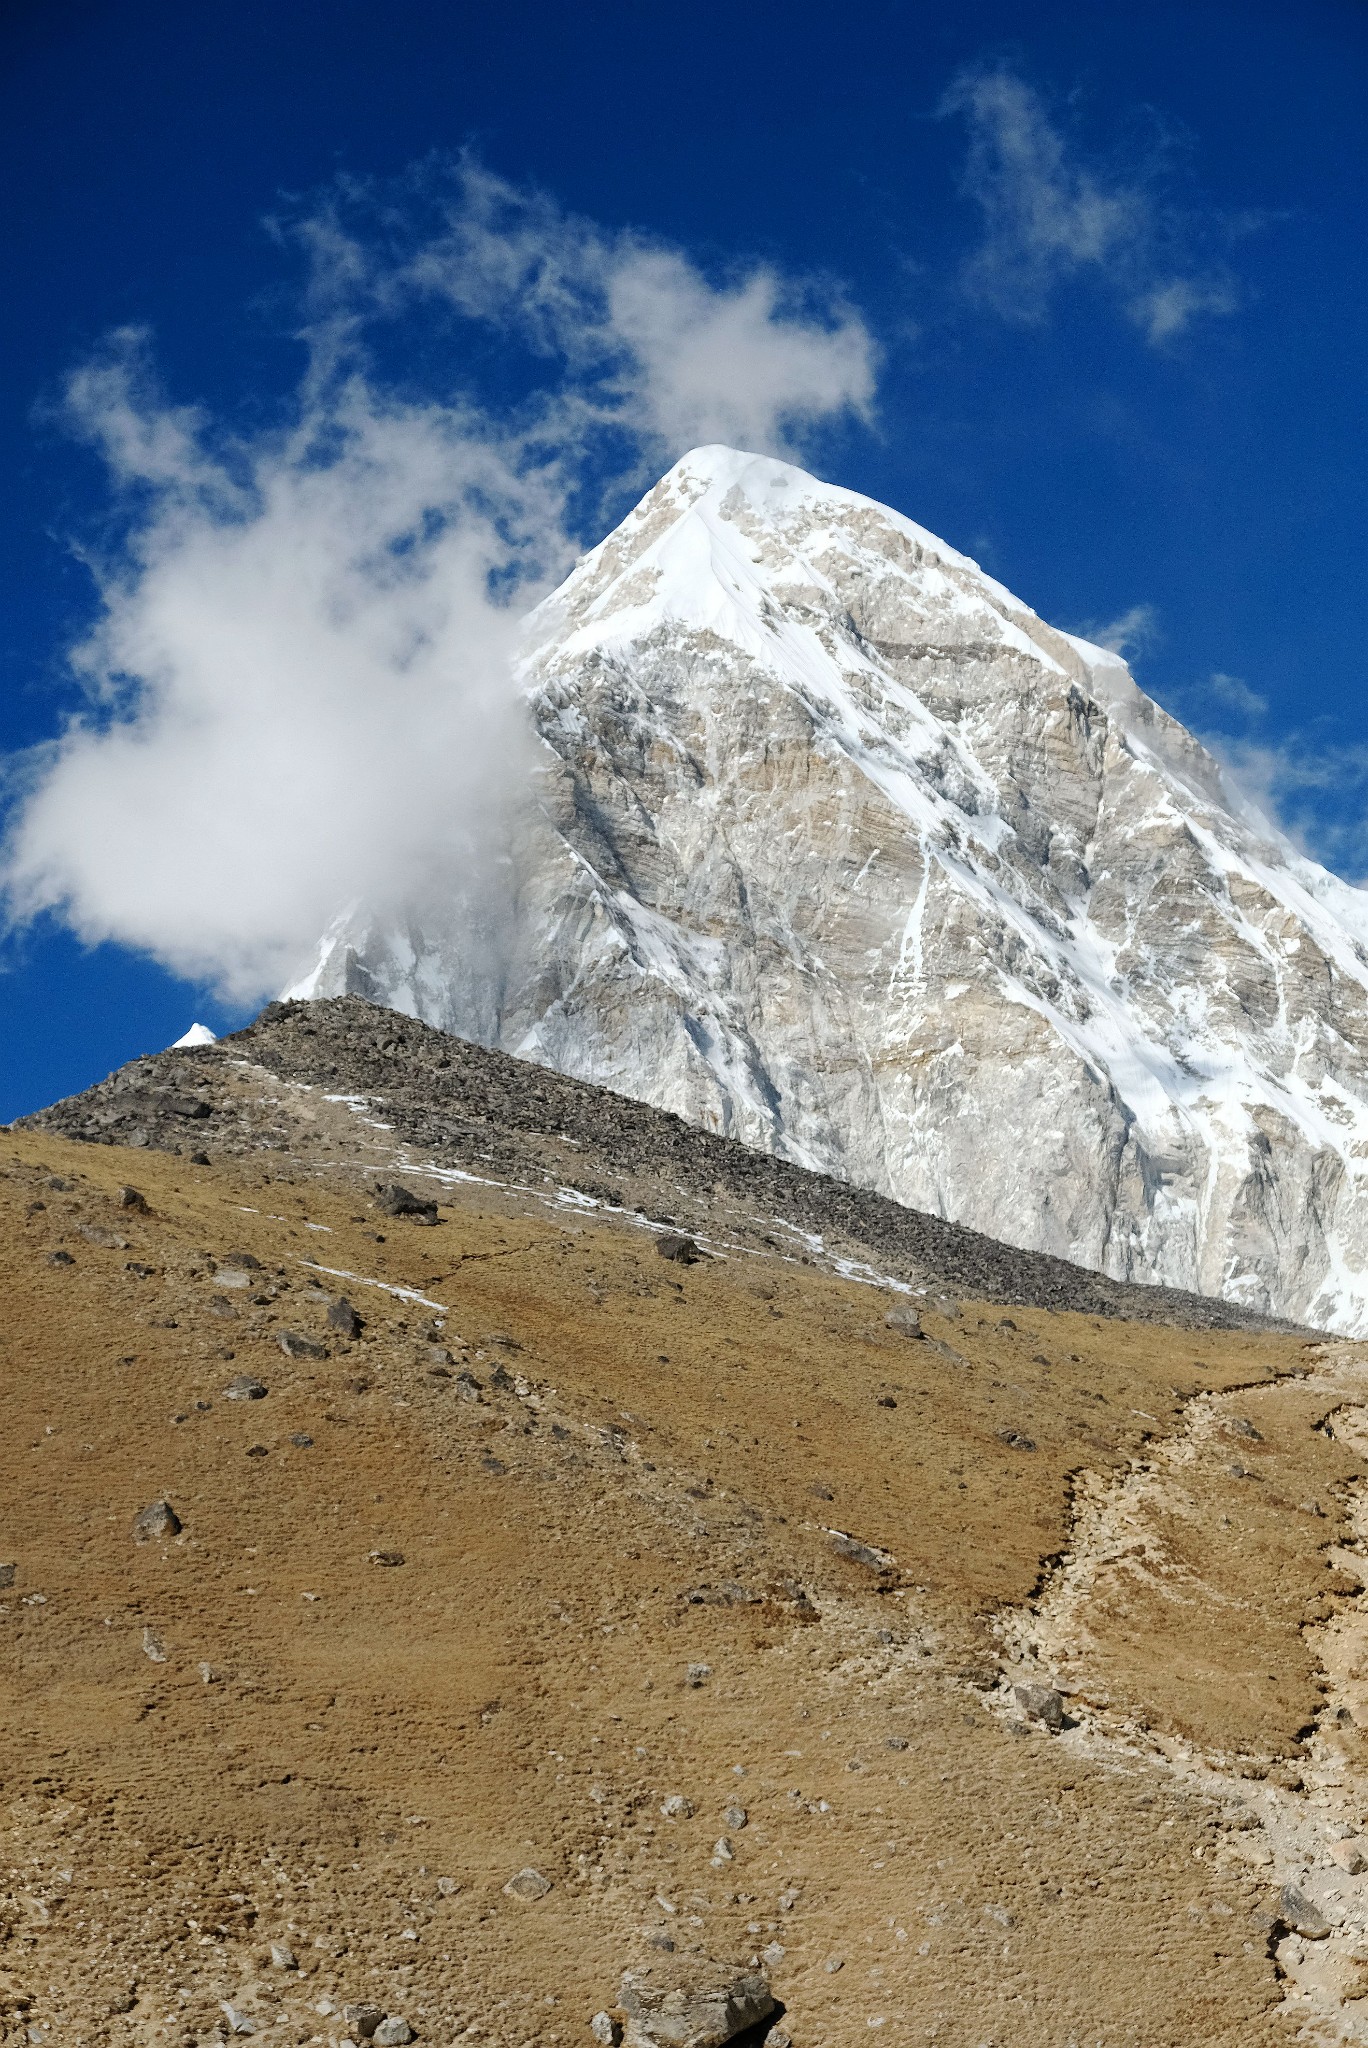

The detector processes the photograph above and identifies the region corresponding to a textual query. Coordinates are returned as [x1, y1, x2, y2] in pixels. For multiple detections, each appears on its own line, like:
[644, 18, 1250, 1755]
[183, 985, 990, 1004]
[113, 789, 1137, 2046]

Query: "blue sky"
[2, 0, 1366, 1119]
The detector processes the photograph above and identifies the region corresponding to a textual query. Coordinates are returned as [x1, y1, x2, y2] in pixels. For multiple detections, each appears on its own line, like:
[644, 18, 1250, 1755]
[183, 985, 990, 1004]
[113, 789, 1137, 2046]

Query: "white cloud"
[1207, 733, 1368, 881]
[603, 250, 875, 453]
[1148, 667, 1368, 880]
[1078, 602, 1158, 658]
[0, 171, 878, 1002]
[4, 339, 564, 1000]
[942, 69, 1238, 343]
[1203, 670, 1267, 722]
[307, 161, 877, 460]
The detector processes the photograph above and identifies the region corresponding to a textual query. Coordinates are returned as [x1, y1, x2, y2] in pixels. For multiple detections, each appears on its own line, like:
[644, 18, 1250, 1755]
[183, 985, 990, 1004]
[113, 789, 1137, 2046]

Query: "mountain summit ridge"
[289, 445, 1368, 1333]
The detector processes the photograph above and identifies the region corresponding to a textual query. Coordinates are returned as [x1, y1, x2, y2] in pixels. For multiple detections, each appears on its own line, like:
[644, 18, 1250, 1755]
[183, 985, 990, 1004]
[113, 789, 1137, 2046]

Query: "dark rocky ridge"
[21, 995, 1309, 1335]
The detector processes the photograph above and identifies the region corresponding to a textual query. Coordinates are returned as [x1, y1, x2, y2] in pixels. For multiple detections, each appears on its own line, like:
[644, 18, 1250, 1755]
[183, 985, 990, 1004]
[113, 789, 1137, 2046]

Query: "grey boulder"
[132, 1500, 182, 1544]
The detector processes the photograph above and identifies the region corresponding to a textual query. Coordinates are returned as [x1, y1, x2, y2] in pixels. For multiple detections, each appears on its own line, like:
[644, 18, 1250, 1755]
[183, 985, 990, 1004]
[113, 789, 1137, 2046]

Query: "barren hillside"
[5, 1005, 1368, 2044]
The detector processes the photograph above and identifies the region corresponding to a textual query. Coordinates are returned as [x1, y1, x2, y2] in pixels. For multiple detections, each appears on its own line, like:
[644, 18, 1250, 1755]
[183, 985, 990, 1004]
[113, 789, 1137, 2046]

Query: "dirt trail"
[997, 1346, 1368, 2040]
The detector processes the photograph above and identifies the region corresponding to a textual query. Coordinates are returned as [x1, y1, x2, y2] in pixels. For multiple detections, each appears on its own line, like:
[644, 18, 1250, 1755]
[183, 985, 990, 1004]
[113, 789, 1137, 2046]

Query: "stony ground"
[4, 1006, 1368, 2046]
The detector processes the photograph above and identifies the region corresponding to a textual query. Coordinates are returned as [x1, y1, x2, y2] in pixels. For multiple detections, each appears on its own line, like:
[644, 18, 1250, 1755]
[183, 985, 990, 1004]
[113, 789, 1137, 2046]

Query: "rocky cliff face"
[287, 446, 1368, 1333]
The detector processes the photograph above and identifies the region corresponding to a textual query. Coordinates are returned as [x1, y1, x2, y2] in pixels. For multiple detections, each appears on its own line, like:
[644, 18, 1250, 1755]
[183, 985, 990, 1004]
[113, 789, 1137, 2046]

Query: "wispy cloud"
[1203, 670, 1268, 722]
[293, 160, 877, 464]
[0, 163, 879, 1001]
[1077, 602, 1159, 658]
[1210, 732, 1368, 882]
[942, 69, 1238, 343]
[1151, 668, 1368, 882]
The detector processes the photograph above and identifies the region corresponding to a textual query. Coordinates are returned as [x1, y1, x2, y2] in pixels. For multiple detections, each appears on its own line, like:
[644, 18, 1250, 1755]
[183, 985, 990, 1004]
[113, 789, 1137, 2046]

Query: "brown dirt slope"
[5, 1081, 1368, 2047]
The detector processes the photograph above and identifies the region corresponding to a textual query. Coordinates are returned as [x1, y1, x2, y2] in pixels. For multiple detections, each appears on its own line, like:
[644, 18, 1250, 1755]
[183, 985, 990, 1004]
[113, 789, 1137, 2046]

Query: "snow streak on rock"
[287, 446, 1368, 1333]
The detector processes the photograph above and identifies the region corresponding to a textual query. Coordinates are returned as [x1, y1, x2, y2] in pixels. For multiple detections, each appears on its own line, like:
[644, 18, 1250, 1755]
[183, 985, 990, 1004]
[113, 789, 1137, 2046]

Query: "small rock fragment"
[224, 1373, 267, 1401]
[47, 1250, 74, 1267]
[0, 1562, 15, 1589]
[711, 1838, 734, 1864]
[763, 2029, 793, 2048]
[884, 1307, 922, 1339]
[373, 2022, 414, 2047]
[590, 2015, 622, 2047]
[723, 1805, 748, 1829]
[828, 1530, 893, 1572]
[998, 1429, 1036, 1452]
[342, 2007, 384, 2041]
[220, 2005, 256, 2035]
[132, 1500, 182, 1544]
[686, 1663, 712, 1688]
[375, 1183, 439, 1225]
[660, 1795, 694, 1819]
[117, 1185, 149, 1212]
[825, 1957, 844, 1973]
[503, 1866, 553, 1900]
[1013, 1681, 1065, 1731]
[278, 1330, 327, 1360]
[290, 1432, 314, 1447]
[141, 1626, 168, 1663]
[269, 1940, 298, 1969]
[328, 1297, 364, 1338]
[656, 1233, 702, 1264]
[1281, 1883, 1332, 1939]
[1331, 1838, 1368, 1875]
[368, 1549, 406, 1568]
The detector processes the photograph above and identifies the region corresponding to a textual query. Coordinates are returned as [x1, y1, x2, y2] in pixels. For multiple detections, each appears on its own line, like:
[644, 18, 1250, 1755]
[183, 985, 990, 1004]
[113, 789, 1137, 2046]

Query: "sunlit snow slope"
[288, 447, 1368, 1332]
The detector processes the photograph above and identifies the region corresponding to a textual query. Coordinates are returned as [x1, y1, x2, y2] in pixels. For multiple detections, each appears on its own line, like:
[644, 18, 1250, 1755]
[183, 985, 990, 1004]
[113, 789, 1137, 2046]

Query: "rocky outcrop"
[287, 447, 1368, 1333]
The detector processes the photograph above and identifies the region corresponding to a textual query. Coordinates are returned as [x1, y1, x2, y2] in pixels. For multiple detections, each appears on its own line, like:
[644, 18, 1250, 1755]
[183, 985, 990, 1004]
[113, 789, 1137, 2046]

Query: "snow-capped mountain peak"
[288, 446, 1368, 1332]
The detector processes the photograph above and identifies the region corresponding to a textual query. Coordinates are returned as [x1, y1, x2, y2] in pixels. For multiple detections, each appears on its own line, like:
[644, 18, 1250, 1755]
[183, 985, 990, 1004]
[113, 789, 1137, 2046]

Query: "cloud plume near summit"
[0, 164, 876, 1001]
